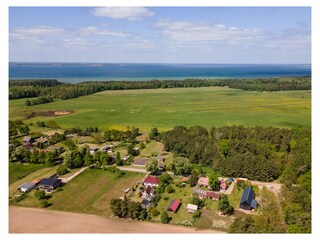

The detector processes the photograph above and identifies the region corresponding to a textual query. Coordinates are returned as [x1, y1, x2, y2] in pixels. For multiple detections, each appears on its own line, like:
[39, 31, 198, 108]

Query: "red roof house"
[206, 191, 220, 200]
[197, 176, 209, 187]
[143, 176, 159, 186]
[167, 199, 181, 213]
[182, 177, 188, 183]
[219, 181, 228, 191]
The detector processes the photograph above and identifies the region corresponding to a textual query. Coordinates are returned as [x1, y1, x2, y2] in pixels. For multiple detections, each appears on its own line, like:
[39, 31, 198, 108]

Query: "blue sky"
[9, 7, 311, 64]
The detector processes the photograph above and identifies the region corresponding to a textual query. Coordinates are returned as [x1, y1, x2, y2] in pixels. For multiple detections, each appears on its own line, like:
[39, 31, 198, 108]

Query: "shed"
[18, 182, 35, 193]
[187, 204, 198, 213]
[239, 186, 258, 210]
[167, 199, 181, 213]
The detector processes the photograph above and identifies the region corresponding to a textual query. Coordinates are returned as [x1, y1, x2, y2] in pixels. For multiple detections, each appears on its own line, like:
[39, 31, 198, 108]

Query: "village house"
[187, 203, 198, 213]
[38, 178, 61, 192]
[239, 186, 258, 211]
[37, 136, 48, 144]
[133, 158, 148, 166]
[23, 136, 34, 145]
[143, 176, 159, 187]
[219, 180, 228, 191]
[156, 156, 165, 162]
[141, 196, 152, 208]
[197, 176, 209, 188]
[142, 185, 155, 198]
[193, 188, 220, 201]
[89, 147, 99, 155]
[206, 191, 220, 201]
[167, 199, 181, 213]
[121, 155, 130, 161]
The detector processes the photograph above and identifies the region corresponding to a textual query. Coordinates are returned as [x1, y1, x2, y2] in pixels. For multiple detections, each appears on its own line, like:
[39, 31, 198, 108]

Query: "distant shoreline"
[9, 63, 311, 83]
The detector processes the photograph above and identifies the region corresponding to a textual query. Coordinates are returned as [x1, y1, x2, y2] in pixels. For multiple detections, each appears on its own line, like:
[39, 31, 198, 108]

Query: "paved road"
[9, 206, 225, 233]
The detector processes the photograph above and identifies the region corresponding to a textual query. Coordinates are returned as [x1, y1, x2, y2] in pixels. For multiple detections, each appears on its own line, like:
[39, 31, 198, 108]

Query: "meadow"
[14, 168, 144, 217]
[9, 163, 44, 184]
[9, 87, 311, 131]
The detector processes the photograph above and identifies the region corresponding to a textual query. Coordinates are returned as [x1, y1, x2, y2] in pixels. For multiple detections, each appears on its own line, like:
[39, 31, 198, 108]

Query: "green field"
[9, 163, 44, 184]
[14, 168, 144, 216]
[9, 87, 311, 131]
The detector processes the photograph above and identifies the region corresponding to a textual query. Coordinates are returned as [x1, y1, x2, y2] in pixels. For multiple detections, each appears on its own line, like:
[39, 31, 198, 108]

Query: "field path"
[117, 166, 147, 173]
[9, 206, 225, 233]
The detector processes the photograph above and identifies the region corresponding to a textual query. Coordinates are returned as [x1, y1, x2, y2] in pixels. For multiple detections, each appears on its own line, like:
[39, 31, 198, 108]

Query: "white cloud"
[154, 20, 264, 42]
[10, 26, 66, 38]
[91, 7, 154, 20]
[78, 26, 130, 37]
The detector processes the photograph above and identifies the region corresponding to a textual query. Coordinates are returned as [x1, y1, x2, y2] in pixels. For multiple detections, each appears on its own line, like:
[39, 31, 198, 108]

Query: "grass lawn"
[17, 168, 144, 217]
[153, 182, 194, 225]
[140, 141, 164, 157]
[9, 165, 59, 199]
[9, 162, 44, 184]
[9, 87, 311, 131]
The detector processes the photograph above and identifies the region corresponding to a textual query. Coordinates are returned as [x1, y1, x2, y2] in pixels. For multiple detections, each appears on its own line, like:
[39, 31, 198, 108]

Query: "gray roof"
[193, 188, 207, 197]
[23, 136, 33, 142]
[133, 158, 147, 166]
[39, 178, 60, 187]
[240, 186, 257, 209]
[18, 182, 35, 190]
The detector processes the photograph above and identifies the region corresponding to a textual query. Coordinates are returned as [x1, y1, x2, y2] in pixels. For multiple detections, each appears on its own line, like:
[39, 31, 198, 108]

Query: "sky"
[9, 7, 311, 64]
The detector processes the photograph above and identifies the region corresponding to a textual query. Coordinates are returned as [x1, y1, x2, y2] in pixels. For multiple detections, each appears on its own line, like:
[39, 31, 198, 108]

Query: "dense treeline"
[9, 79, 61, 87]
[9, 77, 311, 102]
[279, 127, 311, 233]
[160, 125, 295, 182]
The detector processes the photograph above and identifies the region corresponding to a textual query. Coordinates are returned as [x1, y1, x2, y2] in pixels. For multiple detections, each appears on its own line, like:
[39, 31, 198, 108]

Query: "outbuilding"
[18, 182, 35, 193]
[167, 199, 181, 213]
[187, 204, 198, 213]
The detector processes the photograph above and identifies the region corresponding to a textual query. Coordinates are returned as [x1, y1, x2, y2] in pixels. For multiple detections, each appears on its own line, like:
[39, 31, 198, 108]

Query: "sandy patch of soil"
[9, 206, 225, 234]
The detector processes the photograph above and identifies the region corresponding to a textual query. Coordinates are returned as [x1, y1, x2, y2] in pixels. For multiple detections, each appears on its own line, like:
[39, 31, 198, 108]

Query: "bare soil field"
[9, 206, 225, 233]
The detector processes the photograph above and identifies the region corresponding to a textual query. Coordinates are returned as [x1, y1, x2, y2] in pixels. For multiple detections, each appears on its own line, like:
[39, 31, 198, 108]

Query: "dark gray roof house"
[38, 178, 61, 191]
[239, 186, 258, 210]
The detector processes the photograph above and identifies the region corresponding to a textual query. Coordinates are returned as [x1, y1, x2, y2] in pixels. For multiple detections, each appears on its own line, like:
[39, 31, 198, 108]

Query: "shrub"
[149, 208, 160, 217]
[166, 184, 175, 193]
[56, 164, 68, 175]
[40, 199, 50, 208]
[34, 190, 45, 200]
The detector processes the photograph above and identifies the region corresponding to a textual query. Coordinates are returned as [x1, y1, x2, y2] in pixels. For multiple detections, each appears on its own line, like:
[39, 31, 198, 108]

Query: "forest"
[9, 77, 311, 105]
[160, 125, 311, 233]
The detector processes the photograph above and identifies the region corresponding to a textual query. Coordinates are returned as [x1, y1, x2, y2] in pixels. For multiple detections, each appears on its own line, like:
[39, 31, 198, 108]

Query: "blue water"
[9, 63, 311, 83]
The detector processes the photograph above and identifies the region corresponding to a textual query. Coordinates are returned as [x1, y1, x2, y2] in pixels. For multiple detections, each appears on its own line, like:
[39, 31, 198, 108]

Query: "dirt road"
[9, 207, 225, 234]
[117, 166, 147, 173]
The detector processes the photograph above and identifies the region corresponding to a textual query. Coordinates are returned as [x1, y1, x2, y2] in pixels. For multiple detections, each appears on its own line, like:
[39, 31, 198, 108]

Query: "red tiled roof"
[206, 191, 220, 199]
[144, 176, 159, 185]
[167, 199, 181, 213]
[198, 176, 209, 186]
